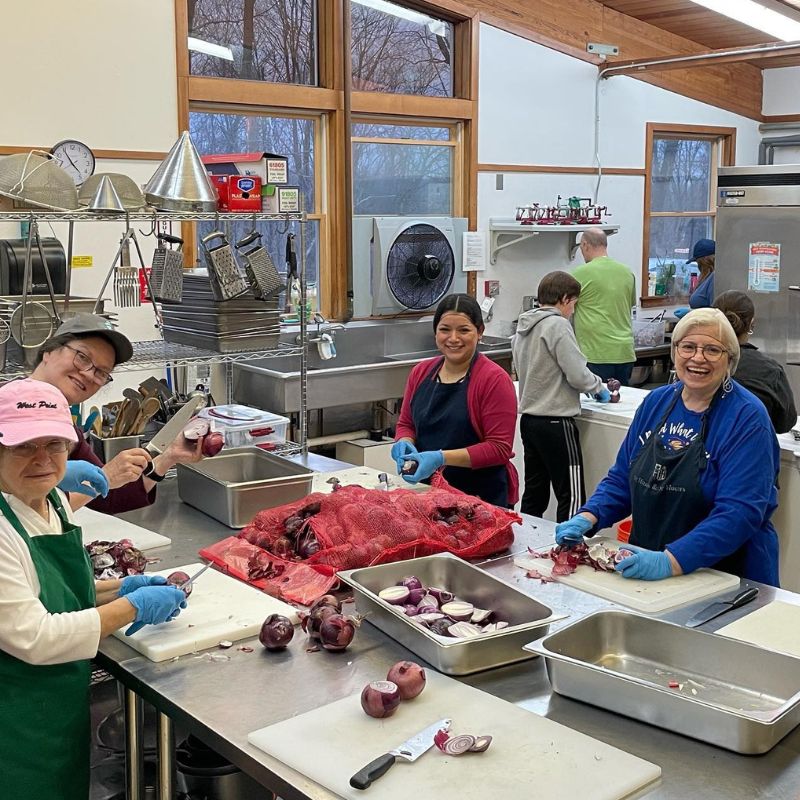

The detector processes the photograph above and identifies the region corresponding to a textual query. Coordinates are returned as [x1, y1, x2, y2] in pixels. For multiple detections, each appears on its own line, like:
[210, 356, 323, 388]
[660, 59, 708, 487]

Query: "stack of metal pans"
[161, 271, 281, 353]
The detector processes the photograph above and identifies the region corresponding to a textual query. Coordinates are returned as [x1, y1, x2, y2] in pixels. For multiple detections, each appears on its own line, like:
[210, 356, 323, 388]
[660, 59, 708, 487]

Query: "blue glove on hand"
[674, 307, 690, 319]
[58, 461, 109, 498]
[401, 450, 445, 484]
[615, 544, 674, 581]
[119, 574, 168, 597]
[390, 440, 418, 473]
[124, 585, 187, 636]
[593, 387, 611, 403]
[554, 514, 593, 547]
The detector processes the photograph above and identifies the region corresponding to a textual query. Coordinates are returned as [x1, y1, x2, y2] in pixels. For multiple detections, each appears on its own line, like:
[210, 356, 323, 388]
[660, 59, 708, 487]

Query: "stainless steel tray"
[176, 447, 312, 528]
[338, 553, 564, 675]
[526, 609, 800, 754]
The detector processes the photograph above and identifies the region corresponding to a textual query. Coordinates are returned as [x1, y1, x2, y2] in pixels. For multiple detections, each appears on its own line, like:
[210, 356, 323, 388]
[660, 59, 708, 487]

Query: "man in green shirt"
[572, 229, 637, 385]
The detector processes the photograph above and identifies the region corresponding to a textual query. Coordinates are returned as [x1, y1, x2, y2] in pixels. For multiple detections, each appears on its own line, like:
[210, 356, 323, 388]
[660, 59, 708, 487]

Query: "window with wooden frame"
[642, 123, 736, 306]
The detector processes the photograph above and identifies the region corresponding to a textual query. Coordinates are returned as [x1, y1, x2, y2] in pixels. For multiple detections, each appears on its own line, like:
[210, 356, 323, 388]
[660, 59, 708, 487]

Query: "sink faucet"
[296, 314, 346, 344]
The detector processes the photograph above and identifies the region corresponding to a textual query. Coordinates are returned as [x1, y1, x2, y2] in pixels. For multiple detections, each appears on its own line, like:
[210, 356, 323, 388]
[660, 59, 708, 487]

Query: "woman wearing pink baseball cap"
[0, 379, 187, 800]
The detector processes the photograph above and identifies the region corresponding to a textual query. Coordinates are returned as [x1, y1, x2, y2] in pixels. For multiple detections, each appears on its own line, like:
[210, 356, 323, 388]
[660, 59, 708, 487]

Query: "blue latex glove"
[401, 450, 445, 484]
[390, 440, 418, 473]
[615, 544, 673, 581]
[554, 514, 593, 547]
[124, 585, 187, 636]
[673, 307, 690, 319]
[119, 574, 168, 597]
[593, 387, 611, 403]
[58, 460, 109, 498]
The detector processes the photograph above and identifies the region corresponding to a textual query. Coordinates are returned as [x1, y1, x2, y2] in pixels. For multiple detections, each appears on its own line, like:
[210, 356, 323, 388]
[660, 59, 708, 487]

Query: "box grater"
[201, 231, 248, 301]
[150, 232, 184, 303]
[235, 230, 284, 300]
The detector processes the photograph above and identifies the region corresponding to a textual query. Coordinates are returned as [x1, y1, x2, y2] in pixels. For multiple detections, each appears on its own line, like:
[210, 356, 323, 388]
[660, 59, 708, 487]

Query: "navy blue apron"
[411, 357, 508, 507]
[628, 388, 747, 576]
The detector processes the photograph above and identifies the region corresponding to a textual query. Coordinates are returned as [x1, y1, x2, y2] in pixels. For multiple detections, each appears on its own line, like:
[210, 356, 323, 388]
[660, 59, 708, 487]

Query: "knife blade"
[350, 717, 451, 790]
[145, 394, 206, 455]
[685, 586, 759, 628]
[179, 562, 211, 592]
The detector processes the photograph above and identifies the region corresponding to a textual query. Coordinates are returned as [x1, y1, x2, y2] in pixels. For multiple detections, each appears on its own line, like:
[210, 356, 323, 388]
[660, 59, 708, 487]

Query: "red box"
[210, 175, 262, 212]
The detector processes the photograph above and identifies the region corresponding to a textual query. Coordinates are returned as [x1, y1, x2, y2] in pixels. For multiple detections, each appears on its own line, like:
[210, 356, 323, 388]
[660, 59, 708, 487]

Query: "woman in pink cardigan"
[393, 294, 519, 507]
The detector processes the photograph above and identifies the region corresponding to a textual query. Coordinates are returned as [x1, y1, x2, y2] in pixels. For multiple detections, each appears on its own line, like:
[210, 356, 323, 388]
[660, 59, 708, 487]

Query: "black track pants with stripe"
[519, 414, 586, 522]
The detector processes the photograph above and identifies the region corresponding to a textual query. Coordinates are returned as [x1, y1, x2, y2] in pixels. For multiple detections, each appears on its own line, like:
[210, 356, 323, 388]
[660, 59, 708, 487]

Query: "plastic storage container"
[198, 404, 289, 448]
[632, 319, 666, 348]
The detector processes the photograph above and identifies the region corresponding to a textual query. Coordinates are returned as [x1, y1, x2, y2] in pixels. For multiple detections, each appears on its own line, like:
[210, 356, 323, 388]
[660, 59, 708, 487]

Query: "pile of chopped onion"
[526, 541, 624, 580]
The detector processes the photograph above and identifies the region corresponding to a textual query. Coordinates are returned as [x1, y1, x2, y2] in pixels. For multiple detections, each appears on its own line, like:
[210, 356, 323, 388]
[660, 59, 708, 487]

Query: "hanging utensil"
[285, 232, 300, 312]
[150, 232, 184, 303]
[235, 229, 284, 300]
[201, 230, 248, 301]
[30, 219, 61, 324]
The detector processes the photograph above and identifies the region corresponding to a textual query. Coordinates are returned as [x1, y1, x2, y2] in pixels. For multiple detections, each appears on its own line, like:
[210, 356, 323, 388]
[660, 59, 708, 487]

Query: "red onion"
[166, 570, 193, 597]
[318, 613, 356, 652]
[429, 618, 453, 636]
[259, 614, 294, 650]
[447, 621, 482, 638]
[361, 680, 401, 718]
[296, 535, 321, 559]
[301, 603, 338, 640]
[379, 586, 410, 604]
[398, 575, 423, 591]
[441, 601, 474, 621]
[182, 418, 210, 440]
[406, 588, 426, 605]
[434, 730, 492, 755]
[386, 661, 426, 700]
[310, 594, 341, 612]
[471, 608, 493, 624]
[427, 587, 454, 604]
[201, 432, 224, 457]
[270, 536, 296, 560]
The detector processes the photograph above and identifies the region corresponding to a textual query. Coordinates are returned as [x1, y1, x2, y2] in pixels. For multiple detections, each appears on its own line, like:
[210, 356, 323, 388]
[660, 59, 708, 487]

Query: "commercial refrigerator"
[715, 165, 800, 400]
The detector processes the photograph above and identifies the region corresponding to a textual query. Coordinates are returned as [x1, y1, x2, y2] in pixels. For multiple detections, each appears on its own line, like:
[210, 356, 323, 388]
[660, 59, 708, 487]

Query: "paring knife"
[145, 394, 207, 455]
[685, 586, 759, 628]
[179, 562, 211, 592]
[350, 718, 451, 790]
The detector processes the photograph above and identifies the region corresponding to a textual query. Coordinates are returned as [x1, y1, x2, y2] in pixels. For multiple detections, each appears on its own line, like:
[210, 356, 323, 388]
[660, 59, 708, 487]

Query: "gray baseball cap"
[55, 314, 134, 364]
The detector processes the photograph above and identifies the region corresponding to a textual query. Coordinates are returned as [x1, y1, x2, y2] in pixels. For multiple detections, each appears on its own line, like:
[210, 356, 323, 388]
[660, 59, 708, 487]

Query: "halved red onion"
[361, 680, 401, 718]
[447, 621, 482, 638]
[379, 586, 410, 605]
[470, 608, 493, 624]
[398, 575, 423, 591]
[407, 588, 426, 605]
[427, 587, 454, 604]
[414, 612, 446, 624]
[440, 601, 474, 621]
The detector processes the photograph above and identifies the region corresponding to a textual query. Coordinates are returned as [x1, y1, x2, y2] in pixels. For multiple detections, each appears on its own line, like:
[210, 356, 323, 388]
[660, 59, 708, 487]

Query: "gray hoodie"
[512, 307, 603, 417]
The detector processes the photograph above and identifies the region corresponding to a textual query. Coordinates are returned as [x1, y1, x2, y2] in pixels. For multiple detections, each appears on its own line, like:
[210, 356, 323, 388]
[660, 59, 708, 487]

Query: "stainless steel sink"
[232, 319, 512, 413]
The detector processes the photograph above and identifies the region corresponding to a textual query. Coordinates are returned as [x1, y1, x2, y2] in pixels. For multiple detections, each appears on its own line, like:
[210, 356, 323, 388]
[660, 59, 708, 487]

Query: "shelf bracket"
[489, 230, 540, 264]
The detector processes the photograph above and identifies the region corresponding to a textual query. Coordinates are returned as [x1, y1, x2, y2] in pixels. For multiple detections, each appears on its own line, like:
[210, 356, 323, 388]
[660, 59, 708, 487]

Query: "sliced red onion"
[398, 575, 423, 591]
[360, 680, 401, 718]
[481, 621, 510, 634]
[435, 732, 477, 756]
[416, 603, 439, 616]
[427, 587, 454, 604]
[441, 601, 474, 622]
[470, 735, 493, 753]
[419, 593, 439, 609]
[414, 612, 446, 624]
[447, 621, 482, 638]
[429, 618, 453, 637]
[470, 608, 493, 624]
[403, 604, 420, 616]
[379, 586, 410, 605]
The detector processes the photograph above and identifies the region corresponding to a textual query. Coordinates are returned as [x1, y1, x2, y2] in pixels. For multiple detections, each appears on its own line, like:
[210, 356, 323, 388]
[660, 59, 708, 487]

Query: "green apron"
[0, 489, 96, 799]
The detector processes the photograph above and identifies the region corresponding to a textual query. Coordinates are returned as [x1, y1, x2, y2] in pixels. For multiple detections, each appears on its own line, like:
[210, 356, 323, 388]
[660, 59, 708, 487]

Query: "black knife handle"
[731, 586, 759, 607]
[350, 753, 396, 790]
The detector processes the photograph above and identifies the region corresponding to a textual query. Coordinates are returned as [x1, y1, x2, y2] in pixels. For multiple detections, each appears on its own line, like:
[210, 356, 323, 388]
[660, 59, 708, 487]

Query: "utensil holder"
[90, 432, 142, 462]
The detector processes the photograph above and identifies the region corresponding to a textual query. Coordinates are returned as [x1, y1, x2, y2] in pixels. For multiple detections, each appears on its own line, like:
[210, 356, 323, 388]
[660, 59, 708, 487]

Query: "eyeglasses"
[64, 345, 114, 385]
[676, 342, 727, 362]
[6, 440, 70, 458]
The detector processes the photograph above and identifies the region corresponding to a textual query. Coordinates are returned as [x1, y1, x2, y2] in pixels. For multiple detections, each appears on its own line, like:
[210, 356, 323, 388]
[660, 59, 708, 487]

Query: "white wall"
[762, 67, 800, 165]
[476, 23, 763, 330]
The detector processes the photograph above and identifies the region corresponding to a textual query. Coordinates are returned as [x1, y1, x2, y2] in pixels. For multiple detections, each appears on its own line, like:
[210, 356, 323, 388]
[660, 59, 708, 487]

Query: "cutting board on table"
[717, 601, 800, 657]
[515, 536, 739, 613]
[114, 562, 298, 661]
[249, 671, 661, 800]
[77, 507, 171, 551]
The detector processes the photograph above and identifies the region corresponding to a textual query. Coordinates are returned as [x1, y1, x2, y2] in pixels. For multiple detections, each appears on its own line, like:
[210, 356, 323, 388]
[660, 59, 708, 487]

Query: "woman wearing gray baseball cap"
[31, 314, 202, 513]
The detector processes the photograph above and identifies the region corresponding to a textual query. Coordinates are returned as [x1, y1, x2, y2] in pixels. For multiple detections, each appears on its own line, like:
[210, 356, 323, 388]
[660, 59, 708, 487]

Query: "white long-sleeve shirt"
[0, 491, 101, 666]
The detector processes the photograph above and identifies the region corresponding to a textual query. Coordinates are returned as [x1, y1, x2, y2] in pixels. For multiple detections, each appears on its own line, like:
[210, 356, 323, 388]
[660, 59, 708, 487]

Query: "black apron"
[411, 357, 508, 506]
[0, 490, 95, 800]
[628, 389, 747, 575]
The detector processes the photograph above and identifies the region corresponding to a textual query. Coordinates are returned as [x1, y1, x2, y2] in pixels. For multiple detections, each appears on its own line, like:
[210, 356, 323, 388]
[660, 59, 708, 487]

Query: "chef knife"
[350, 718, 451, 790]
[685, 586, 759, 628]
[145, 394, 207, 455]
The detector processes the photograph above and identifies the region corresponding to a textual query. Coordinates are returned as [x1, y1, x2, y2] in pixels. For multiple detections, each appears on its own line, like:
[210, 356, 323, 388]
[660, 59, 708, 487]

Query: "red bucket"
[617, 519, 632, 543]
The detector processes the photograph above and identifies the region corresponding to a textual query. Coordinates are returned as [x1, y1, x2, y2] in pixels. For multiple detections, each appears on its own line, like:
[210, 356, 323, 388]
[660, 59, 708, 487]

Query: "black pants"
[587, 362, 635, 386]
[520, 415, 585, 522]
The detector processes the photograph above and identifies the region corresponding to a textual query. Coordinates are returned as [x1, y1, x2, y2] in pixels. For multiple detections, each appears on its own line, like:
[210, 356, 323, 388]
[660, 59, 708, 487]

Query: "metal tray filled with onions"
[338, 553, 565, 675]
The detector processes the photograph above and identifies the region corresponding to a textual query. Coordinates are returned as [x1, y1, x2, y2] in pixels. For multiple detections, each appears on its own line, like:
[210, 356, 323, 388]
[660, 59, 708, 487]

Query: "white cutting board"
[515, 536, 739, 613]
[312, 467, 429, 494]
[717, 601, 800, 658]
[249, 671, 661, 800]
[114, 562, 298, 661]
[77, 507, 171, 551]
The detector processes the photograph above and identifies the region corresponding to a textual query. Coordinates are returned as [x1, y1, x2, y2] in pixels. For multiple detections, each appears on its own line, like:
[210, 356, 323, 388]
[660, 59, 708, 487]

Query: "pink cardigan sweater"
[395, 353, 519, 505]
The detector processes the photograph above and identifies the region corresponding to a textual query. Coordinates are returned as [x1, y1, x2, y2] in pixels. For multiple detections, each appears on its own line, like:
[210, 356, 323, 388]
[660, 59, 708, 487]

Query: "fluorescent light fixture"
[187, 36, 234, 61]
[688, 0, 800, 41]
[352, 0, 435, 27]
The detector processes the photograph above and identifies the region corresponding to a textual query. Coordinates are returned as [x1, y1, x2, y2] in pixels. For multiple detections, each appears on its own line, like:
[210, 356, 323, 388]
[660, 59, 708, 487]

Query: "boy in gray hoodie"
[512, 271, 610, 521]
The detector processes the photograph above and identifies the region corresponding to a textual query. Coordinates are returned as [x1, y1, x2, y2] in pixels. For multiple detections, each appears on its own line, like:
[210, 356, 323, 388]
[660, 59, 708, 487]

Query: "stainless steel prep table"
[100, 480, 800, 800]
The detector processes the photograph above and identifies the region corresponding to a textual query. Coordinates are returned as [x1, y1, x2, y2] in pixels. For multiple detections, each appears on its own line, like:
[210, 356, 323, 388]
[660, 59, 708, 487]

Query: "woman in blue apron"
[0, 379, 187, 798]
[392, 294, 519, 507]
[552, 309, 780, 586]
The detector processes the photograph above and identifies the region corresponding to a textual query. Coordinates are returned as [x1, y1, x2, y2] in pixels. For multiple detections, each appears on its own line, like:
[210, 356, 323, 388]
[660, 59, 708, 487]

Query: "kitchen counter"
[99, 479, 800, 800]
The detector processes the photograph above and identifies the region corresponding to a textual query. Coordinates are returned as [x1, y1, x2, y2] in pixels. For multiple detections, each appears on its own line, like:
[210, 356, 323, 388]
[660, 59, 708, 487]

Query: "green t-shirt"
[572, 256, 637, 364]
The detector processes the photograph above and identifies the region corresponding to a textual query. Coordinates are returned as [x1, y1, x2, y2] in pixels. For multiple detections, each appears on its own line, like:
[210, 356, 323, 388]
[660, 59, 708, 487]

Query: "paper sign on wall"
[462, 231, 486, 272]
[748, 242, 781, 293]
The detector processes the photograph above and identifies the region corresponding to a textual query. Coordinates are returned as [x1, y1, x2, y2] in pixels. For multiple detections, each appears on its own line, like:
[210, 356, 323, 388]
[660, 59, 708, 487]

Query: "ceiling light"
[688, 0, 800, 41]
[187, 37, 234, 61]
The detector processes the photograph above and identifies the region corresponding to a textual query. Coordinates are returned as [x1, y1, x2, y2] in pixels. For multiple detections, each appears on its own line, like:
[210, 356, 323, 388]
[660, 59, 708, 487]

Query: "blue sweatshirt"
[581, 382, 780, 585]
[689, 273, 714, 309]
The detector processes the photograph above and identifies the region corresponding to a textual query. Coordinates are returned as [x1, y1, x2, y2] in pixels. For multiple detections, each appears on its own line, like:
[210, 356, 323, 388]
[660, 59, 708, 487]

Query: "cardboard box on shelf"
[202, 152, 288, 185]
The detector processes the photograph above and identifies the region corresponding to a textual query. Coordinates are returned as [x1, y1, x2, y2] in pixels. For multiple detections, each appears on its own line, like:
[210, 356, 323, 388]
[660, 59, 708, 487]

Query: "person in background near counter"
[513, 271, 610, 521]
[0, 378, 187, 799]
[554, 308, 780, 586]
[572, 229, 637, 386]
[30, 314, 203, 514]
[713, 290, 797, 433]
[688, 238, 715, 309]
[392, 294, 519, 507]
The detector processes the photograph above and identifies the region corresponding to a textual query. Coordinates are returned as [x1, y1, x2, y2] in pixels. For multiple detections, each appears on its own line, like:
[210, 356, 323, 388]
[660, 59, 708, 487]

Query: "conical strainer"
[78, 173, 145, 210]
[0, 151, 80, 211]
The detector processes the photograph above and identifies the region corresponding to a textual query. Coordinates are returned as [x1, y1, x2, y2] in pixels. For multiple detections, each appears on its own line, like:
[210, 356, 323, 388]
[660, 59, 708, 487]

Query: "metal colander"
[0, 152, 79, 210]
[78, 173, 145, 210]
